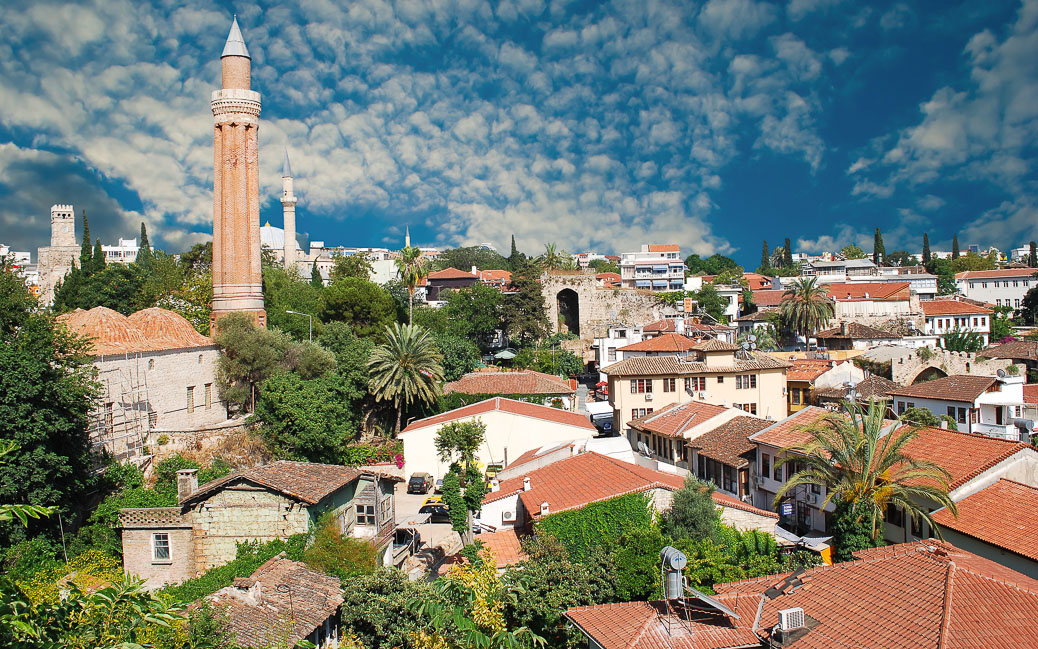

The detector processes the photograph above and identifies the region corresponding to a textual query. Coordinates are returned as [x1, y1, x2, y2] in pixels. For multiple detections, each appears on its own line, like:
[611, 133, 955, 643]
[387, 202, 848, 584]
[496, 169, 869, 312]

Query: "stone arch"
[911, 366, 948, 384]
[557, 288, 580, 337]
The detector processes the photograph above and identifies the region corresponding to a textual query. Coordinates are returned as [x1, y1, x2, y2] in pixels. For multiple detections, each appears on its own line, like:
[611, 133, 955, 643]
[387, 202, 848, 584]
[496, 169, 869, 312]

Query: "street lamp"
[285, 310, 313, 342]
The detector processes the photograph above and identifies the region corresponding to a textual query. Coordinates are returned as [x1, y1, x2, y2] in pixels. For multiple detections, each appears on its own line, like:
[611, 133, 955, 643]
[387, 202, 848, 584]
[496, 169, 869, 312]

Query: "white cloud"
[698, 0, 777, 41]
[786, 0, 845, 22]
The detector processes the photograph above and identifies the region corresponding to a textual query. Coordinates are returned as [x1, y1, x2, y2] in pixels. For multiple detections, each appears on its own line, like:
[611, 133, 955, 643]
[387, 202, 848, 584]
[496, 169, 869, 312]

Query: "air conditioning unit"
[502, 511, 516, 522]
[697, 391, 706, 399]
[645, 393, 654, 401]
[806, 494, 819, 505]
[778, 608, 805, 631]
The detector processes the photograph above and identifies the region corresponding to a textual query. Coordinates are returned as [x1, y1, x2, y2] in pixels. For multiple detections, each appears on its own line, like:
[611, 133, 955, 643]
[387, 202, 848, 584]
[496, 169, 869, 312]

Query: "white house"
[921, 300, 992, 346]
[826, 282, 914, 320]
[593, 323, 645, 379]
[801, 258, 878, 283]
[955, 268, 1036, 312]
[620, 244, 685, 292]
[887, 373, 1027, 440]
[398, 397, 598, 479]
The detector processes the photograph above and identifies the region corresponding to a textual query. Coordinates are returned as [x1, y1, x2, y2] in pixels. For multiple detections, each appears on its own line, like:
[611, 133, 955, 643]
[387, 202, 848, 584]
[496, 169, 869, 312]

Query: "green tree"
[741, 288, 757, 315]
[774, 401, 958, 543]
[759, 240, 770, 273]
[828, 500, 881, 562]
[321, 277, 396, 338]
[783, 237, 793, 267]
[950, 251, 997, 272]
[952, 233, 960, 259]
[310, 260, 323, 287]
[136, 222, 153, 270]
[368, 323, 444, 432]
[157, 269, 212, 335]
[339, 569, 435, 649]
[538, 242, 574, 271]
[413, 305, 451, 334]
[0, 267, 97, 545]
[885, 251, 917, 267]
[922, 233, 931, 265]
[302, 516, 379, 581]
[780, 277, 834, 338]
[990, 305, 1014, 342]
[434, 332, 481, 382]
[1029, 241, 1037, 268]
[840, 244, 866, 260]
[712, 266, 747, 287]
[500, 260, 549, 346]
[436, 421, 490, 544]
[900, 406, 939, 427]
[1021, 286, 1038, 325]
[90, 238, 104, 273]
[685, 254, 738, 275]
[740, 326, 779, 352]
[443, 283, 503, 345]
[434, 246, 510, 272]
[661, 476, 720, 543]
[180, 241, 212, 273]
[263, 265, 323, 342]
[587, 258, 620, 274]
[396, 246, 429, 325]
[690, 283, 728, 322]
[929, 258, 957, 295]
[331, 254, 374, 282]
[79, 211, 92, 267]
[873, 227, 885, 264]
[943, 327, 984, 352]
[514, 345, 583, 378]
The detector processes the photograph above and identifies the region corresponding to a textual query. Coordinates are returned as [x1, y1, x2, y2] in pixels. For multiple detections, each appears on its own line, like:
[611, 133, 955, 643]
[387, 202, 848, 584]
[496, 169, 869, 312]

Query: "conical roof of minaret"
[282, 149, 292, 178]
[221, 16, 250, 59]
[405, 225, 411, 248]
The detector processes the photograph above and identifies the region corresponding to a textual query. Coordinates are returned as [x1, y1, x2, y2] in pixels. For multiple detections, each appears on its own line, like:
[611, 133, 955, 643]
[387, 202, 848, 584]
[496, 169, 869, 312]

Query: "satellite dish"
[748, 334, 757, 342]
[997, 369, 1007, 378]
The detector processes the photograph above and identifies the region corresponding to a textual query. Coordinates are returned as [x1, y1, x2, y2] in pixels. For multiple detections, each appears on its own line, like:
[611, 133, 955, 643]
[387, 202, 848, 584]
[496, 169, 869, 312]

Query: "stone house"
[443, 370, 577, 410]
[120, 461, 401, 588]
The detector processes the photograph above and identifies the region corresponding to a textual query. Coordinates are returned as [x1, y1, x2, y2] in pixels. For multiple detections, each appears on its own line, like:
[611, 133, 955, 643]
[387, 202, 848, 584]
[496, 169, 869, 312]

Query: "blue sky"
[0, 0, 1034, 269]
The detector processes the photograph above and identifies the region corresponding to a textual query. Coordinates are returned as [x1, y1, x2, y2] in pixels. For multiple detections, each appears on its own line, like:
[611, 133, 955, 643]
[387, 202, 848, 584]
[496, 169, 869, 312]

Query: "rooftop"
[604, 351, 790, 377]
[426, 266, 478, 280]
[956, 268, 1038, 280]
[400, 397, 596, 433]
[618, 333, 696, 353]
[979, 340, 1038, 362]
[443, 370, 575, 396]
[931, 479, 1038, 562]
[896, 426, 1029, 489]
[628, 401, 732, 438]
[814, 322, 897, 339]
[183, 461, 397, 506]
[748, 406, 829, 448]
[689, 416, 772, 467]
[786, 358, 837, 382]
[647, 244, 680, 253]
[751, 289, 786, 307]
[691, 338, 740, 352]
[58, 306, 213, 355]
[815, 375, 900, 402]
[886, 374, 998, 403]
[921, 300, 993, 316]
[823, 281, 909, 301]
[206, 555, 342, 649]
[477, 529, 527, 568]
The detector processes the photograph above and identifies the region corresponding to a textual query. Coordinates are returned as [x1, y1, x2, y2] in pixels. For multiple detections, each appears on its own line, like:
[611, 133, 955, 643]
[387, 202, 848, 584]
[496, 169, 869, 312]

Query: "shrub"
[157, 434, 170, 446]
[661, 476, 721, 542]
[535, 492, 653, 562]
[302, 517, 379, 581]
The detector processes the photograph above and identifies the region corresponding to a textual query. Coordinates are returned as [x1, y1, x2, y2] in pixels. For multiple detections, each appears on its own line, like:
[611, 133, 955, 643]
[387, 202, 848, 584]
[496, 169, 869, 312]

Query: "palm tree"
[396, 246, 429, 324]
[779, 277, 834, 340]
[539, 243, 572, 271]
[773, 401, 957, 542]
[368, 323, 444, 433]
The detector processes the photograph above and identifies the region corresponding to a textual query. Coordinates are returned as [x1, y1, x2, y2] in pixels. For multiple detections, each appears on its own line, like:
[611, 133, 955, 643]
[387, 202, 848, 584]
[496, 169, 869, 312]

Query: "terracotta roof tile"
[1025, 384, 1038, 406]
[205, 555, 342, 649]
[689, 416, 771, 467]
[824, 281, 910, 301]
[443, 370, 575, 396]
[126, 307, 214, 350]
[751, 290, 785, 307]
[628, 401, 731, 438]
[889, 425, 1027, 489]
[648, 244, 680, 252]
[478, 529, 527, 568]
[786, 358, 836, 382]
[932, 479, 1038, 561]
[692, 338, 740, 352]
[710, 489, 779, 519]
[183, 461, 393, 505]
[604, 352, 790, 377]
[814, 322, 897, 339]
[401, 397, 595, 433]
[427, 266, 477, 280]
[887, 375, 997, 403]
[980, 340, 1038, 362]
[921, 300, 993, 316]
[815, 375, 899, 401]
[58, 306, 214, 355]
[956, 268, 1038, 280]
[748, 406, 830, 448]
[619, 333, 697, 353]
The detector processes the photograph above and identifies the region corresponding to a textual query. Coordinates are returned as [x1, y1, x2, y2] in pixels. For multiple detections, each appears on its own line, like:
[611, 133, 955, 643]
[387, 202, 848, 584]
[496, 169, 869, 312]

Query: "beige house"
[120, 462, 400, 589]
[604, 339, 790, 430]
[399, 397, 598, 479]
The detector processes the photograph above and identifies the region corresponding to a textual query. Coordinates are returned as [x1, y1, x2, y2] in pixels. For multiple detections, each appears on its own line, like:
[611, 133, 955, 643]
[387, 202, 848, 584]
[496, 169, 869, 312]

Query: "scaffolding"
[87, 351, 151, 467]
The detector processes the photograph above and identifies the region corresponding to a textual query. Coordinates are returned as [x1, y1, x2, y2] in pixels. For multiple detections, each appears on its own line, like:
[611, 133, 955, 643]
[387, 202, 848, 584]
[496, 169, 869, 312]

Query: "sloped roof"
[183, 461, 393, 506]
[931, 479, 1038, 561]
[815, 375, 899, 401]
[979, 340, 1038, 362]
[604, 352, 790, 377]
[1025, 384, 1038, 406]
[751, 289, 785, 307]
[814, 322, 897, 339]
[618, 333, 696, 353]
[58, 306, 213, 355]
[887, 375, 997, 403]
[692, 338, 740, 352]
[689, 416, 771, 467]
[921, 300, 993, 316]
[427, 266, 477, 280]
[400, 397, 595, 433]
[126, 307, 213, 350]
[897, 426, 1029, 489]
[478, 529, 527, 568]
[956, 268, 1038, 280]
[786, 358, 836, 382]
[206, 555, 342, 649]
[648, 244, 680, 252]
[627, 401, 731, 438]
[443, 370, 575, 396]
[824, 281, 910, 301]
[749, 406, 830, 448]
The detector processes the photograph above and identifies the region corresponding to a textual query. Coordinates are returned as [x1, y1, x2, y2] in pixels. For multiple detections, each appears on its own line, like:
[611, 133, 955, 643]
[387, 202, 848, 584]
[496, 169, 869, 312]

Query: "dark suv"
[408, 472, 433, 494]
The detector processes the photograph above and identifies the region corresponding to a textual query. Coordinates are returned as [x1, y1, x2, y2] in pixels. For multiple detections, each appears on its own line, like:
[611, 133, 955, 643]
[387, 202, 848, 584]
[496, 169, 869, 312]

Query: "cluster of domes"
[58, 307, 212, 355]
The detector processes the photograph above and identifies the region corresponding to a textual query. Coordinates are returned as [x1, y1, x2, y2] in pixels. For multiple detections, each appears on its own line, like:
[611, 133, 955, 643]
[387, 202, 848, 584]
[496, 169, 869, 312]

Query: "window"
[1015, 299, 1021, 308]
[379, 497, 392, 523]
[736, 375, 743, 389]
[631, 379, 652, 393]
[356, 504, 375, 525]
[148, 359, 155, 370]
[762, 453, 770, 480]
[186, 386, 195, 414]
[957, 407, 967, 424]
[910, 514, 928, 539]
[204, 384, 212, 409]
[886, 504, 904, 528]
[996, 299, 1002, 306]
[791, 389, 802, 405]
[947, 406, 956, 418]
[608, 348, 616, 362]
[897, 401, 906, 414]
[972, 317, 978, 327]
[685, 376, 705, 392]
[152, 533, 170, 561]
[749, 374, 756, 388]
[105, 402, 114, 432]
[906, 402, 915, 409]
[717, 376, 724, 384]
[632, 408, 654, 419]
[662, 378, 676, 392]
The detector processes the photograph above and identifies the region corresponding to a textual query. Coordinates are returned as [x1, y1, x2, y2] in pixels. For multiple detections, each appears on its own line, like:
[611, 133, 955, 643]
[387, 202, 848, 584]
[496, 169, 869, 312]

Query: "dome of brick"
[57, 307, 147, 355]
[126, 308, 213, 350]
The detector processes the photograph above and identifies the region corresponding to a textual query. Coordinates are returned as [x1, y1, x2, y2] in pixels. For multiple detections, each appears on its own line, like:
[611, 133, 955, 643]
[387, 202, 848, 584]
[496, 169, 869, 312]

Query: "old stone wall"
[36, 245, 78, 305]
[718, 505, 778, 534]
[541, 272, 676, 341]
[889, 347, 1012, 385]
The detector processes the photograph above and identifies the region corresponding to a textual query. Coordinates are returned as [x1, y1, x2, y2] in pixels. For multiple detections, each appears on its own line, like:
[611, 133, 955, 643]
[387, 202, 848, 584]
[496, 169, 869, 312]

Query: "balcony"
[972, 421, 1021, 441]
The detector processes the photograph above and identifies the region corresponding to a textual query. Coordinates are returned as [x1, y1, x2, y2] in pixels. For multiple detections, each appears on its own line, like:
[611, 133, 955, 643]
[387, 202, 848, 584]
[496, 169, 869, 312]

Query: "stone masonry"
[888, 346, 1012, 385]
[37, 204, 79, 305]
[542, 271, 675, 341]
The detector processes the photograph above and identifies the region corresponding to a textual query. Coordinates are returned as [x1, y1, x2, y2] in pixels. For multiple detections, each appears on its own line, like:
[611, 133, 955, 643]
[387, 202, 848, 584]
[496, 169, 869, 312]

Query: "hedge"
[535, 492, 653, 562]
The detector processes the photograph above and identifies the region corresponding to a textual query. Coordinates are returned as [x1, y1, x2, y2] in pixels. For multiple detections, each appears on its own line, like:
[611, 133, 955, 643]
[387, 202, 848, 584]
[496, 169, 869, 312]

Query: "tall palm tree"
[774, 401, 958, 542]
[396, 246, 428, 324]
[779, 277, 834, 340]
[368, 323, 444, 433]
[539, 243, 571, 271]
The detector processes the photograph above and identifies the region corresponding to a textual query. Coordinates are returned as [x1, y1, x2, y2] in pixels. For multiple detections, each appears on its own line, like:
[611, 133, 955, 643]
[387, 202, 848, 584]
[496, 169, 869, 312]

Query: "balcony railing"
[972, 421, 1020, 441]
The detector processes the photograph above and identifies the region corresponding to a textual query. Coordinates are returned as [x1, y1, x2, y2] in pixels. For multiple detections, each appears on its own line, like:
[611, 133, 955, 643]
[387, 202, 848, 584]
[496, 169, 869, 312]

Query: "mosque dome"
[57, 307, 147, 355]
[126, 308, 213, 350]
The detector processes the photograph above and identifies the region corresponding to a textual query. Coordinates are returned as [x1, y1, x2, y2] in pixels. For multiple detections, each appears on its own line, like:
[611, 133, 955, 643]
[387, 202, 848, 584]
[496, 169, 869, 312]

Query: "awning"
[585, 401, 613, 417]
[635, 266, 652, 273]
[494, 348, 517, 360]
[653, 265, 669, 271]
[653, 280, 668, 289]
[636, 280, 652, 288]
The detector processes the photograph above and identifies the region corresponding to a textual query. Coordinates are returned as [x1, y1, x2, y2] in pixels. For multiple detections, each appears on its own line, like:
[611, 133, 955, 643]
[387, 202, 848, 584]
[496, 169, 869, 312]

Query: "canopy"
[493, 348, 517, 360]
[585, 401, 613, 417]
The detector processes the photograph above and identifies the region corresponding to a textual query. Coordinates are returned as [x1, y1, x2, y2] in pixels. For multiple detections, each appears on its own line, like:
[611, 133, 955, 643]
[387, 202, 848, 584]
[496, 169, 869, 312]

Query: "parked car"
[422, 495, 442, 506]
[418, 503, 451, 524]
[408, 472, 434, 494]
[434, 478, 444, 493]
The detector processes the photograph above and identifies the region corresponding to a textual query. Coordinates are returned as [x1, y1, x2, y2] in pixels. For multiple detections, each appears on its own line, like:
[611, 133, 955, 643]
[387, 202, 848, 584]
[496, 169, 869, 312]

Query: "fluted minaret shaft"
[281, 150, 297, 272]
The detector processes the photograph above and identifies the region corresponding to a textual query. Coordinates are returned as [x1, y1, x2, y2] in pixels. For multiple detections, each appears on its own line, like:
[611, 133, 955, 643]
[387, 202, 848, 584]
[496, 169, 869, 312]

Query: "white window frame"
[152, 532, 171, 563]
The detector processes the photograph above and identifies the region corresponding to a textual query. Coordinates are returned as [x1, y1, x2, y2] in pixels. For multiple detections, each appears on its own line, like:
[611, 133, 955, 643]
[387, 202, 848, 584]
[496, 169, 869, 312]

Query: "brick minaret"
[210, 17, 265, 333]
[281, 149, 298, 272]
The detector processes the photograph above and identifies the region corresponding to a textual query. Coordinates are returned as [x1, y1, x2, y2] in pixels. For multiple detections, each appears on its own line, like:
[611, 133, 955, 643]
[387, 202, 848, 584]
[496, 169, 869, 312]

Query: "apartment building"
[887, 373, 1027, 440]
[604, 339, 790, 431]
[620, 244, 685, 291]
[955, 268, 1036, 311]
[921, 300, 992, 346]
[825, 282, 914, 319]
[593, 323, 644, 378]
[801, 258, 877, 282]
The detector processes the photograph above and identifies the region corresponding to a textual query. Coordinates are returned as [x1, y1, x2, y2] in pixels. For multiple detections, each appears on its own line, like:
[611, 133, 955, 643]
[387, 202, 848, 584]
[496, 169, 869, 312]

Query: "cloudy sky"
[1, 0, 1035, 267]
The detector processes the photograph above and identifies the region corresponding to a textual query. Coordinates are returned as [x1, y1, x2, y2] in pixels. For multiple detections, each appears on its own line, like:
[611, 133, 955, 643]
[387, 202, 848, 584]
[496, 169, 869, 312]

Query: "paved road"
[394, 483, 461, 553]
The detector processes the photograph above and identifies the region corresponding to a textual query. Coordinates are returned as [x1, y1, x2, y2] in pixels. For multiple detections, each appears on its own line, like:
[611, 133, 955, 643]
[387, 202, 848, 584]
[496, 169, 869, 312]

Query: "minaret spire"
[282, 148, 292, 178]
[222, 16, 250, 59]
[405, 225, 411, 248]
[281, 147, 298, 272]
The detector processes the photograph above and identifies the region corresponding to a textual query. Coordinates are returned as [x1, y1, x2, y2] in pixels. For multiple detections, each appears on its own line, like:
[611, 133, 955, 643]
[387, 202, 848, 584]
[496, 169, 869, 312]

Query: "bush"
[661, 476, 720, 543]
[535, 492, 653, 562]
[302, 517, 379, 582]
[1, 537, 63, 583]
[339, 569, 435, 649]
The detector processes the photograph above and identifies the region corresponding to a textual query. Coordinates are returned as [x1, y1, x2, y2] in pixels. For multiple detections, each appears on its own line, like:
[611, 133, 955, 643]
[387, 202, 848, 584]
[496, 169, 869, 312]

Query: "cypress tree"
[91, 239, 105, 273]
[137, 222, 153, 269]
[79, 210, 92, 267]
[873, 227, 885, 264]
[952, 234, 960, 259]
[760, 240, 770, 272]
[783, 238, 793, 267]
[310, 260, 323, 287]
[510, 234, 518, 260]
[922, 233, 931, 265]
[1029, 241, 1036, 268]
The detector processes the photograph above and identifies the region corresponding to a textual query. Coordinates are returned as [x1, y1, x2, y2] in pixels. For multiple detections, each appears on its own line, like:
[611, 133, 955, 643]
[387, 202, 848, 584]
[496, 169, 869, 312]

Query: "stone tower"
[37, 204, 80, 305]
[281, 149, 298, 272]
[210, 17, 265, 333]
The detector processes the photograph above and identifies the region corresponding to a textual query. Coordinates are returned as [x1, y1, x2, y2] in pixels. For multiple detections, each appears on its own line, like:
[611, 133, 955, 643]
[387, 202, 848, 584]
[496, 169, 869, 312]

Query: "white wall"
[957, 275, 1034, 309]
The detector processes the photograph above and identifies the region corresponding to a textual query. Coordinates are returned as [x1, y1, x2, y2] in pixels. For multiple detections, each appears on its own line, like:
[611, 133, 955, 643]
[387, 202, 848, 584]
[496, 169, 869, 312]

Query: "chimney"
[540, 501, 550, 515]
[471, 265, 478, 275]
[841, 322, 848, 336]
[523, 476, 531, 491]
[177, 468, 198, 500]
[232, 577, 262, 605]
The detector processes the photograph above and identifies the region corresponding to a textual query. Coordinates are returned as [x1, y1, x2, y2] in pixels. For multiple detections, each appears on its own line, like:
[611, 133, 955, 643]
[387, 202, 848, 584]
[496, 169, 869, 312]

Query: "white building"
[574, 252, 609, 270]
[801, 258, 878, 283]
[888, 374, 1027, 440]
[593, 323, 645, 379]
[102, 238, 139, 265]
[955, 269, 1036, 312]
[620, 244, 685, 292]
[851, 271, 938, 300]
[921, 300, 992, 346]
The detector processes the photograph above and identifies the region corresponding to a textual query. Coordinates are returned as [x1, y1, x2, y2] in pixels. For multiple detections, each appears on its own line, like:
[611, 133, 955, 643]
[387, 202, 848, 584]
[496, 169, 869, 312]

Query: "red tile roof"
[58, 306, 214, 355]
[708, 540, 1038, 649]
[443, 370, 575, 396]
[184, 461, 392, 505]
[887, 375, 997, 403]
[627, 401, 731, 438]
[618, 333, 696, 353]
[477, 269, 512, 284]
[956, 268, 1038, 280]
[921, 300, 993, 316]
[692, 338, 740, 352]
[595, 272, 621, 281]
[749, 406, 831, 448]
[786, 358, 836, 382]
[478, 529, 527, 568]
[751, 289, 785, 307]
[897, 426, 1030, 489]
[1025, 384, 1038, 406]
[980, 340, 1038, 362]
[604, 352, 790, 377]
[932, 479, 1038, 561]
[814, 322, 897, 340]
[648, 244, 680, 252]
[427, 266, 477, 280]
[690, 416, 771, 467]
[400, 397, 596, 433]
[824, 281, 910, 301]
[711, 489, 779, 519]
